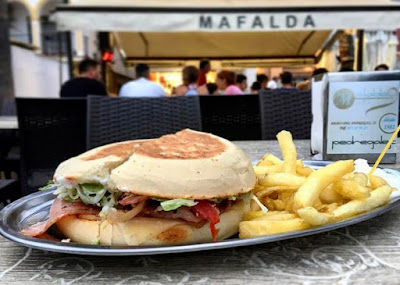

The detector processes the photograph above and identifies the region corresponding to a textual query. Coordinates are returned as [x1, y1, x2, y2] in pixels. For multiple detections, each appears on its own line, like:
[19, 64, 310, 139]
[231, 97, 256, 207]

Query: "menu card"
[311, 71, 399, 163]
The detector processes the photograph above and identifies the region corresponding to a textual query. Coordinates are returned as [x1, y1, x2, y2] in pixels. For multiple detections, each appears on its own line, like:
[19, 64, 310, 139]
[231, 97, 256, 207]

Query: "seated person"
[278, 72, 297, 91]
[216, 71, 243, 95]
[236, 74, 248, 92]
[250, 81, 261, 94]
[119, 64, 166, 97]
[175, 66, 208, 96]
[374, 64, 389, 71]
[60, 59, 107, 98]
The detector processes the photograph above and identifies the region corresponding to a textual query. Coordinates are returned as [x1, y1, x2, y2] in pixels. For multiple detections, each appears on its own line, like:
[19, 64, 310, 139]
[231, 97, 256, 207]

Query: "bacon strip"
[20, 199, 100, 237]
[119, 194, 148, 206]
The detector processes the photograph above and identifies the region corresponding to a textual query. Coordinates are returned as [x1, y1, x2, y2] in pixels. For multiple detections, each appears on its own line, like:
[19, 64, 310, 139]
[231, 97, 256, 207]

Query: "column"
[31, 18, 41, 51]
[74, 30, 84, 57]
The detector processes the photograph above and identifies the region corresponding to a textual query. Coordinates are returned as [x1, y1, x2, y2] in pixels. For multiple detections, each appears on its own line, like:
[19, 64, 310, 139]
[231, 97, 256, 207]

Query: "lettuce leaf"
[160, 199, 198, 211]
[77, 186, 106, 205]
[81, 183, 104, 194]
[39, 181, 56, 191]
[151, 197, 168, 202]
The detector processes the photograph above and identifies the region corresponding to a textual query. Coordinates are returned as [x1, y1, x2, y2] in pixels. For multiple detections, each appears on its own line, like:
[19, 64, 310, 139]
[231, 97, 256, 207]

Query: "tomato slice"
[192, 201, 220, 242]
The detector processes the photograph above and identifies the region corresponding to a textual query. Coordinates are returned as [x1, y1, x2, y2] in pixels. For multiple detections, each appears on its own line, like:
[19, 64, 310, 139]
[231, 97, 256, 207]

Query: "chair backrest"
[1, 98, 16, 116]
[16, 98, 87, 195]
[200, 95, 261, 140]
[259, 90, 312, 140]
[86, 96, 202, 149]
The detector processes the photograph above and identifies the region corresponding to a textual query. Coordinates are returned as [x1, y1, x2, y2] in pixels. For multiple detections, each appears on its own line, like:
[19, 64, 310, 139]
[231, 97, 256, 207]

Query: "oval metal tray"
[1, 161, 399, 256]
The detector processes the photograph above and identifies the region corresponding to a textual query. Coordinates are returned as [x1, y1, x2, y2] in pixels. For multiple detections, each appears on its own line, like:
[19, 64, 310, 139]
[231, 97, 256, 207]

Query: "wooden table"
[1, 140, 400, 284]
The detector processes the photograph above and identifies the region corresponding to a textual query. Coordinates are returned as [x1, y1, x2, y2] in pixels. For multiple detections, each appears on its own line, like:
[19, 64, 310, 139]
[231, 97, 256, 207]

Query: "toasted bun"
[108, 129, 256, 199]
[53, 140, 144, 185]
[56, 199, 249, 246]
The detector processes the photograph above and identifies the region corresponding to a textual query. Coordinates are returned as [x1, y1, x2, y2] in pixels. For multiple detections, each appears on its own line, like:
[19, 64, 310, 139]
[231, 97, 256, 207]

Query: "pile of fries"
[239, 130, 395, 239]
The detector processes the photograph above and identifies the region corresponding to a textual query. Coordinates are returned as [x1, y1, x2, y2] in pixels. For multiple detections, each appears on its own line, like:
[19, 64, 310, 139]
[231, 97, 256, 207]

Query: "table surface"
[1, 140, 400, 284]
[0, 116, 18, 129]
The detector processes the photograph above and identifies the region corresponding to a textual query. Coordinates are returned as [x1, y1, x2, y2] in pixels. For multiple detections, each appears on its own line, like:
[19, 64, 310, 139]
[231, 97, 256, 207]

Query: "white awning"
[113, 30, 333, 63]
[55, 0, 400, 31]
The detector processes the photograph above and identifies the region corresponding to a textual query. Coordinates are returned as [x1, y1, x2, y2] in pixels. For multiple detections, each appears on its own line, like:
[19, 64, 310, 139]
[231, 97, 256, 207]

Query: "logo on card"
[333, 89, 355, 109]
[379, 113, 398, 134]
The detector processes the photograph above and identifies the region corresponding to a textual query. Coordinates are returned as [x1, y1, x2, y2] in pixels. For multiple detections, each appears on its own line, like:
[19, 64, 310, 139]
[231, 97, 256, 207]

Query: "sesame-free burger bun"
[56, 199, 249, 246]
[53, 140, 144, 185]
[108, 129, 256, 199]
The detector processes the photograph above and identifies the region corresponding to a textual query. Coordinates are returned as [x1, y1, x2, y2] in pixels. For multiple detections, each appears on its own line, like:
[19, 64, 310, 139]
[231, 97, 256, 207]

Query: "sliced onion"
[106, 201, 146, 224]
[78, 214, 101, 221]
[77, 186, 106, 205]
[67, 188, 80, 200]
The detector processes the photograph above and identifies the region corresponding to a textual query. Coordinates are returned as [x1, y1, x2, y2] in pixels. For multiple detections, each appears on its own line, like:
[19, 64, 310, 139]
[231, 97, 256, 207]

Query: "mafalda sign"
[311, 71, 399, 163]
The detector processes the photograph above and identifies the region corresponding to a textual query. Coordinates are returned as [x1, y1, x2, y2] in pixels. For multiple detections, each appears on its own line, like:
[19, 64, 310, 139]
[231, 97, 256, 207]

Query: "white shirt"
[119, 77, 166, 97]
[267, 80, 278, 89]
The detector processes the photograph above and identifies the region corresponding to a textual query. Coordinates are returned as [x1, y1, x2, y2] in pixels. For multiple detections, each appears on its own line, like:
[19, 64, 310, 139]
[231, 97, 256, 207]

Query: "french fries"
[257, 153, 283, 166]
[276, 131, 297, 174]
[332, 185, 392, 220]
[254, 165, 282, 177]
[259, 173, 306, 188]
[319, 183, 343, 204]
[353, 173, 369, 187]
[370, 175, 388, 190]
[244, 210, 292, 222]
[239, 130, 396, 239]
[297, 207, 330, 226]
[252, 213, 297, 221]
[293, 160, 354, 211]
[239, 218, 310, 238]
[296, 166, 314, 177]
[257, 153, 303, 168]
[243, 211, 269, 221]
[334, 180, 370, 200]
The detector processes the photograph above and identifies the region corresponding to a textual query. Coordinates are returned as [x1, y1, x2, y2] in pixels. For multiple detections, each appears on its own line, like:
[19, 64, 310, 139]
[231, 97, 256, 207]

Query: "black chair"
[259, 90, 312, 140]
[0, 98, 19, 180]
[16, 98, 87, 195]
[1, 98, 17, 116]
[0, 180, 20, 209]
[200, 95, 261, 140]
[86, 96, 202, 149]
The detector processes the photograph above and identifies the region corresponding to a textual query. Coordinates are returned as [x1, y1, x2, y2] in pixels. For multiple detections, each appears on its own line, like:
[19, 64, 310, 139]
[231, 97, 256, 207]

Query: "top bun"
[108, 129, 256, 199]
[54, 140, 144, 185]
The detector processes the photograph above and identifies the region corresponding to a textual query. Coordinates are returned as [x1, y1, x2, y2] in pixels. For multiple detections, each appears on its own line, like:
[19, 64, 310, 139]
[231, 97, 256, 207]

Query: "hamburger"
[21, 130, 256, 246]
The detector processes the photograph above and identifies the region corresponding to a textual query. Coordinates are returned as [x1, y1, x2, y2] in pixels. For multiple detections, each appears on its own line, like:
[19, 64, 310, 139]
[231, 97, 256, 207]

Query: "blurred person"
[375, 64, 389, 71]
[198, 60, 211, 86]
[279, 72, 296, 90]
[206, 83, 218, 95]
[236, 74, 248, 92]
[267, 76, 278, 89]
[296, 68, 328, 91]
[256, 74, 268, 90]
[339, 67, 354, 72]
[175, 66, 208, 96]
[119, 64, 166, 97]
[250, 81, 261, 94]
[313, 68, 328, 77]
[296, 80, 310, 91]
[60, 58, 107, 98]
[216, 70, 243, 95]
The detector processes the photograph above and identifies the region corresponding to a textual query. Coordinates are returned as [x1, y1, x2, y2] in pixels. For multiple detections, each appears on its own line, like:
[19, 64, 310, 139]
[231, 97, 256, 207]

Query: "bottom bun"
[56, 199, 250, 246]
